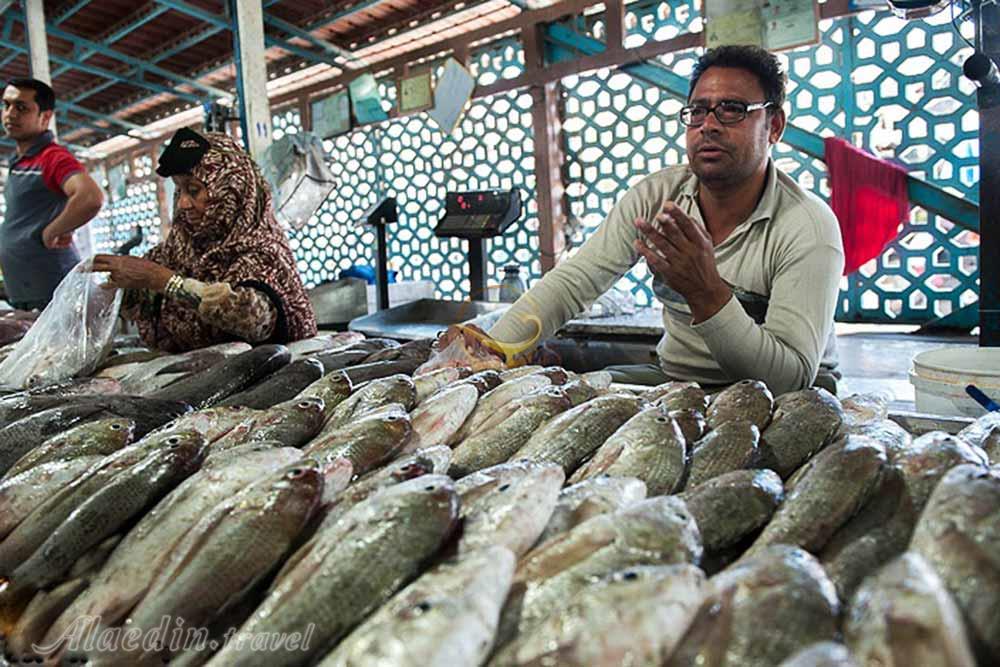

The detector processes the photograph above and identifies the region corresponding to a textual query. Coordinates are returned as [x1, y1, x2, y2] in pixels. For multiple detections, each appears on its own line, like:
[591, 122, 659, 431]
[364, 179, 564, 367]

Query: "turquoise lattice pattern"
[560, 4, 979, 324]
[90, 154, 162, 256]
[282, 43, 539, 299]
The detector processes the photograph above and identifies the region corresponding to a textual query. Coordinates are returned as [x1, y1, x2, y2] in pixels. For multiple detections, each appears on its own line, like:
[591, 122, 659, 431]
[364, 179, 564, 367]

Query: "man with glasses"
[489, 45, 844, 396]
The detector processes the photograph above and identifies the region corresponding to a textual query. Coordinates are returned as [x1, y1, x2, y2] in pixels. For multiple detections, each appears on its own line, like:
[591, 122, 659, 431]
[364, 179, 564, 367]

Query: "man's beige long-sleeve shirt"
[489, 160, 845, 396]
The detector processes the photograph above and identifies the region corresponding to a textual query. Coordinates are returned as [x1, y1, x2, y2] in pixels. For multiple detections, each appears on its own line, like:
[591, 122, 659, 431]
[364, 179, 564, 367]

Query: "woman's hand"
[91, 254, 175, 292]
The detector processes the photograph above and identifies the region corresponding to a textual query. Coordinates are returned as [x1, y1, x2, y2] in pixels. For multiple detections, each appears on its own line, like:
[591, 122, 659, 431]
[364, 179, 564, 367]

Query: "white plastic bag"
[0, 258, 122, 390]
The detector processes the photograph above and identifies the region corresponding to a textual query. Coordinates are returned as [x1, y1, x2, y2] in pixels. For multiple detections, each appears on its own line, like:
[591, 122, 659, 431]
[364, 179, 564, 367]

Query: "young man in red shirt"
[1, 78, 104, 310]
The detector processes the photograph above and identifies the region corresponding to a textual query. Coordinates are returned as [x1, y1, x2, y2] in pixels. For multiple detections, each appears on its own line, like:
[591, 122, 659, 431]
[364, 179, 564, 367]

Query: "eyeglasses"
[679, 101, 773, 127]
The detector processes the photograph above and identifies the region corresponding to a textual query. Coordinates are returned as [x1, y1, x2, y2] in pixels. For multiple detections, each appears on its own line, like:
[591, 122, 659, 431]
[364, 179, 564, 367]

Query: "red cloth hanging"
[824, 136, 910, 275]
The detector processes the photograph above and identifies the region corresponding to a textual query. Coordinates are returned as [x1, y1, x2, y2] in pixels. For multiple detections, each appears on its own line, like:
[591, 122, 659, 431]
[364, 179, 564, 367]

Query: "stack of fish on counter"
[0, 330, 997, 666]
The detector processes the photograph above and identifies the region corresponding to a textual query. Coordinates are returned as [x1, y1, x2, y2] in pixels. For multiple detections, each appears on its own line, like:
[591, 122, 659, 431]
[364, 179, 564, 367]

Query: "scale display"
[435, 188, 522, 239]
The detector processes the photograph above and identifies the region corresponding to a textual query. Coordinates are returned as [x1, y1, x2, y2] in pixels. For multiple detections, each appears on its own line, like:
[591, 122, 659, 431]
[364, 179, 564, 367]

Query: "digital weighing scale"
[434, 188, 522, 299]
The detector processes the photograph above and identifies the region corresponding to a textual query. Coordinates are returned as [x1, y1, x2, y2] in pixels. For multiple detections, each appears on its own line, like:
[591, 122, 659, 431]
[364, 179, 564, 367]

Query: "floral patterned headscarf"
[139, 132, 317, 351]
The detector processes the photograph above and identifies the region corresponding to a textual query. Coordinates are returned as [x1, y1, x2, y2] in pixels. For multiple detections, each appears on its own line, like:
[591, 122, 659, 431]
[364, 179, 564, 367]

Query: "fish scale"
[600, 410, 689, 494]
[108, 462, 325, 666]
[204, 476, 459, 667]
[746, 435, 887, 558]
[0, 457, 102, 540]
[43, 446, 307, 644]
[318, 547, 516, 667]
[449, 389, 571, 478]
[304, 405, 411, 476]
[0, 431, 193, 576]
[514, 395, 642, 475]
[684, 420, 761, 489]
[11, 432, 207, 590]
[705, 380, 774, 431]
[5, 416, 135, 479]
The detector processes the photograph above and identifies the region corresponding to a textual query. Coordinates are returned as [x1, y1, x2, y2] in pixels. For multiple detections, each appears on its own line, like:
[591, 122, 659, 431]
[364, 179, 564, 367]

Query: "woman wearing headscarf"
[92, 128, 317, 352]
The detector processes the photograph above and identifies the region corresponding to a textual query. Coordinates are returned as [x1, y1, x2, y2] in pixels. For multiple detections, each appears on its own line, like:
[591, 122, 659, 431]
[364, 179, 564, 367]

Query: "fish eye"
[110, 423, 123, 430]
[297, 401, 312, 409]
[415, 601, 432, 613]
[424, 485, 436, 491]
[622, 571, 638, 581]
[656, 417, 669, 423]
[166, 436, 180, 445]
[498, 484, 511, 492]
[288, 468, 305, 478]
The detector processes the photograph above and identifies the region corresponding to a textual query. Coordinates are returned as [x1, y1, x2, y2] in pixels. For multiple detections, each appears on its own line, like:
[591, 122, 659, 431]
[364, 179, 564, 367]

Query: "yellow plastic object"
[454, 313, 543, 367]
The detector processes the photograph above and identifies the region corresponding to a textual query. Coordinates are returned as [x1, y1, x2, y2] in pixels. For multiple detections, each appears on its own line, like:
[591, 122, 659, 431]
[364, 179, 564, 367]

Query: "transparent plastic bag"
[0, 259, 122, 390]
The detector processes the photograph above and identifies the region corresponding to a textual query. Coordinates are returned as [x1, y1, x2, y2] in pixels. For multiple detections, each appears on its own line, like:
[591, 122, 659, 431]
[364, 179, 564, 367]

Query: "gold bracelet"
[164, 274, 184, 299]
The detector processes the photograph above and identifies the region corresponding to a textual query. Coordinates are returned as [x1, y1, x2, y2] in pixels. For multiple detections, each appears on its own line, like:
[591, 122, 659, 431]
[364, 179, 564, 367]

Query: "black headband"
[156, 127, 210, 177]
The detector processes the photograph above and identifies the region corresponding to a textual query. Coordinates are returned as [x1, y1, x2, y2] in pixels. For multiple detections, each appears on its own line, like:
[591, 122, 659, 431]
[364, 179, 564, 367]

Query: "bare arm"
[43, 172, 104, 249]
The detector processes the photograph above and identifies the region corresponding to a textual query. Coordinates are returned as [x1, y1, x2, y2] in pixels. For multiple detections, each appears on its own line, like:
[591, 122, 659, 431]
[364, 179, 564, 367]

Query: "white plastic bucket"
[909, 347, 1000, 418]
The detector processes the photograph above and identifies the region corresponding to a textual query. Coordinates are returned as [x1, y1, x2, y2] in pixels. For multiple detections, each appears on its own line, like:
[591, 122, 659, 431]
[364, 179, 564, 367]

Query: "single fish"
[152, 344, 292, 408]
[598, 409, 688, 494]
[295, 370, 353, 419]
[844, 552, 975, 667]
[536, 476, 647, 545]
[839, 392, 891, 431]
[413, 367, 470, 405]
[490, 564, 705, 667]
[450, 374, 553, 445]
[684, 420, 761, 489]
[656, 386, 709, 415]
[760, 388, 844, 479]
[910, 464, 1000, 663]
[454, 460, 564, 557]
[449, 388, 571, 478]
[680, 469, 784, 553]
[668, 545, 839, 667]
[644, 381, 700, 403]
[205, 476, 459, 666]
[5, 416, 135, 479]
[318, 546, 515, 667]
[957, 411, 1000, 464]
[705, 380, 773, 431]
[304, 404, 411, 476]
[215, 357, 325, 409]
[746, 435, 886, 557]
[408, 384, 478, 452]
[514, 394, 643, 475]
[288, 332, 366, 360]
[211, 397, 326, 451]
[324, 374, 416, 430]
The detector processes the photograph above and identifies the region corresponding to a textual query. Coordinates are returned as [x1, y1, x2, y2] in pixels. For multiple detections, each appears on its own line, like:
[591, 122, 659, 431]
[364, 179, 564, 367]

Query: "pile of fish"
[0, 331, 998, 667]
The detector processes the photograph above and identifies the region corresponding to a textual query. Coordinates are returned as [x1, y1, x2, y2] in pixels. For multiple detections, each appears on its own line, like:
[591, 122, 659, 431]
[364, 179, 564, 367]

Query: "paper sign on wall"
[706, 0, 818, 52]
[312, 90, 351, 138]
[428, 58, 476, 134]
[398, 69, 434, 115]
[349, 73, 389, 125]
